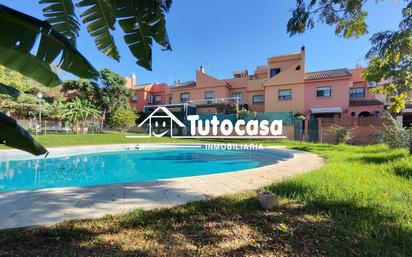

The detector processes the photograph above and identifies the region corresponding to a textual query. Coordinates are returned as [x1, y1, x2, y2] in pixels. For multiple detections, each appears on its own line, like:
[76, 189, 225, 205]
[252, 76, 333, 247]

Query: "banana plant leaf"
[0, 83, 20, 98]
[0, 112, 48, 156]
[0, 4, 98, 87]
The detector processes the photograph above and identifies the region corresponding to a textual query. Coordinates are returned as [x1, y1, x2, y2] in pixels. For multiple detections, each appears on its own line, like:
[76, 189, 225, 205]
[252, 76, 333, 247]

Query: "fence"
[16, 119, 103, 134]
[316, 117, 387, 145]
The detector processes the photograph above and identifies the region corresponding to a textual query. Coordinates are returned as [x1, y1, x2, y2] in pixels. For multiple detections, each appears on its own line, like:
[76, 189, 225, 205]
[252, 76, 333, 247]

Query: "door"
[308, 118, 319, 142]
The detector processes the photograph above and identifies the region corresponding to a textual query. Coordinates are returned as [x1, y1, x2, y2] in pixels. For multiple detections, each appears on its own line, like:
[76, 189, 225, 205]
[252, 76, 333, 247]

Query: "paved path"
[0, 146, 323, 229]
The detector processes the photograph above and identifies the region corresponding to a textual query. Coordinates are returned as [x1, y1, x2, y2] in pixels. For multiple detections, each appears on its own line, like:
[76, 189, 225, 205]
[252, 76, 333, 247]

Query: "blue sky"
[0, 0, 407, 84]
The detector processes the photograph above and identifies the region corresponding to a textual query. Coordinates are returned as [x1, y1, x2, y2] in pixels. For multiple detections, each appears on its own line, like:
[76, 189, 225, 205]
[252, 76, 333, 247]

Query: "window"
[204, 91, 215, 100]
[316, 86, 332, 97]
[180, 93, 190, 103]
[232, 92, 244, 100]
[252, 95, 264, 104]
[168, 97, 173, 104]
[154, 95, 162, 104]
[278, 89, 292, 101]
[131, 95, 138, 102]
[270, 68, 281, 78]
[350, 87, 365, 99]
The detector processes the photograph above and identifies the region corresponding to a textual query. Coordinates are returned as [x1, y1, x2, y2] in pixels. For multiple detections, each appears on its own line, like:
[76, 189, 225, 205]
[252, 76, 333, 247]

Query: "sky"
[0, 0, 407, 84]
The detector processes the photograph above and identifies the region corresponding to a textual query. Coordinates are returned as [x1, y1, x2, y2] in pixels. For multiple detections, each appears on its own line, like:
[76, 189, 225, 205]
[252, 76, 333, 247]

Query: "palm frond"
[39, 0, 80, 46]
[0, 112, 48, 156]
[76, 0, 120, 61]
[0, 4, 98, 87]
[112, 0, 172, 70]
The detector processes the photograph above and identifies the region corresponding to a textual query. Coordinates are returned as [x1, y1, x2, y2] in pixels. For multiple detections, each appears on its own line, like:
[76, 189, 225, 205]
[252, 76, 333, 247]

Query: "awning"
[310, 107, 343, 114]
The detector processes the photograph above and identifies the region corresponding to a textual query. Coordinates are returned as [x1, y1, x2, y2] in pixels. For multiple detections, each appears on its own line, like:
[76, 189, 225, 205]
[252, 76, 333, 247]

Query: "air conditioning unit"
[367, 81, 377, 87]
[148, 95, 153, 104]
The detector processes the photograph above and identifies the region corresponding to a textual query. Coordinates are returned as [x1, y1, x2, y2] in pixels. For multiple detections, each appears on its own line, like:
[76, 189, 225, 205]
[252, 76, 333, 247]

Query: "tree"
[0, 64, 52, 118]
[62, 68, 132, 115]
[59, 97, 101, 134]
[98, 69, 133, 112]
[287, 0, 411, 113]
[109, 108, 137, 132]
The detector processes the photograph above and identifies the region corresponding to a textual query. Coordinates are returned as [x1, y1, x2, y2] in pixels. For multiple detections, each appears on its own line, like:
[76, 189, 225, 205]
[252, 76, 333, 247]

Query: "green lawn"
[0, 137, 411, 257]
[0, 131, 202, 149]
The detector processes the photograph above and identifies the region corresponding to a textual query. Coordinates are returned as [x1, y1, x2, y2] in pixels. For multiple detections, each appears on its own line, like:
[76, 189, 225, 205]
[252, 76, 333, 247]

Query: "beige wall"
[264, 50, 305, 113]
[265, 83, 305, 113]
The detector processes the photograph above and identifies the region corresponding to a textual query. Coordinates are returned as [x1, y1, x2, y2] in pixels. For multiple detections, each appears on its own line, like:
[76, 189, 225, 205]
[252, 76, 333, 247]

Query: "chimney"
[199, 65, 205, 73]
[131, 73, 136, 86]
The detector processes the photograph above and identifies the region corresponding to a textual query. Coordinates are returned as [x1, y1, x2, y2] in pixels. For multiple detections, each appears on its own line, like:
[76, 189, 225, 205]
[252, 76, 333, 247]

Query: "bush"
[109, 108, 137, 132]
[376, 115, 412, 148]
[236, 108, 256, 120]
[329, 124, 353, 144]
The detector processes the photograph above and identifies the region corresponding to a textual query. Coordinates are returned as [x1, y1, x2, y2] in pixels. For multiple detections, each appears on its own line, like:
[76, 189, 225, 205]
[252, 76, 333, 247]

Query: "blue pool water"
[0, 147, 291, 192]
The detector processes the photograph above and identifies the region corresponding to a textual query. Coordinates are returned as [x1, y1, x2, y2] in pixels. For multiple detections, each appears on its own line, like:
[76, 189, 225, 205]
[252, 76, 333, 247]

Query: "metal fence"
[16, 119, 103, 134]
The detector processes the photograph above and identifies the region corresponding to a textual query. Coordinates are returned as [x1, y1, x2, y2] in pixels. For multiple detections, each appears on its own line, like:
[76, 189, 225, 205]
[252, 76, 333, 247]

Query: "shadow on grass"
[1, 186, 411, 257]
[266, 180, 412, 257]
[356, 153, 406, 164]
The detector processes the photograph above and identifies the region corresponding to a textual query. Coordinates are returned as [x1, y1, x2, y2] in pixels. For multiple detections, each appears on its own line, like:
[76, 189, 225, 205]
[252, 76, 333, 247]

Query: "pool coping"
[0, 144, 324, 230]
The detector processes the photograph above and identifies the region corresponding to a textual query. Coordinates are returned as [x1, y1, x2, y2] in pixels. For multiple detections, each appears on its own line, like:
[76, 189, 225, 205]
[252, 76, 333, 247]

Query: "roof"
[349, 99, 384, 106]
[169, 81, 196, 90]
[305, 68, 352, 80]
[310, 107, 343, 114]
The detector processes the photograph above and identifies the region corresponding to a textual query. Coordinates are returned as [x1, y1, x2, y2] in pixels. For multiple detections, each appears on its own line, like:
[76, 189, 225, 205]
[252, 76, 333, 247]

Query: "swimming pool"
[0, 145, 292, 192]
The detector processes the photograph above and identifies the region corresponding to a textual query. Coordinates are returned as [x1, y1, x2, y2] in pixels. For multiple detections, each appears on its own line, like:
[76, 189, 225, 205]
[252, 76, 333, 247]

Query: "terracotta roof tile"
[305, 68, 352, 80]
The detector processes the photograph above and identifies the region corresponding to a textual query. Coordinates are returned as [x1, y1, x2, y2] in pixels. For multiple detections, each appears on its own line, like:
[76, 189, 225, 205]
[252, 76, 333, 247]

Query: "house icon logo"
[135, 107, 186, 138]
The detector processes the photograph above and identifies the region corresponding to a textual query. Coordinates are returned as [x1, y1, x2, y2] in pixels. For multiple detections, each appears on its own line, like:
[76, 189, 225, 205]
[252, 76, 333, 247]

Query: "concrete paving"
[0, 146, 323, 229]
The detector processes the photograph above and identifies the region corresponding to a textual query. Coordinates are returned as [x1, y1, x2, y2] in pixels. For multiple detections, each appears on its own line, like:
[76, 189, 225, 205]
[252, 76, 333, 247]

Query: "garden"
[0, 139, 411, 257]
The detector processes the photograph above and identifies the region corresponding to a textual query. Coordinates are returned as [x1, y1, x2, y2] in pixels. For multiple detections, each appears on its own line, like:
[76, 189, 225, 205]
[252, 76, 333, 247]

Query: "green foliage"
[59, 97, 101, 133]
[0, 64, 45, 92]
[99, 69, 132, 111]
[62, 69, 132, 115]
[236, 107, 256, 120]
[0, 0, 171, 92]
[376, 114, 412, 148]
[0, 112, 48, 156]
[39, 0, 173, 70]
[109, 108, 137, 132]
[288, 0, 411, 113]
[0, 5, 98, 87]
[287, 0, 369, 39]
[294, 112, 306, 120]
[363, 2, 412, 113]
[39, 0, 80, 46]
[329, 124, 353, 144]
[76, 0, 120, 61]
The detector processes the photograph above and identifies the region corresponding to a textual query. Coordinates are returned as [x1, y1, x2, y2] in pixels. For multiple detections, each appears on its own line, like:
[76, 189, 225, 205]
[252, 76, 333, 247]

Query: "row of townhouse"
[125, 47, 395, 124]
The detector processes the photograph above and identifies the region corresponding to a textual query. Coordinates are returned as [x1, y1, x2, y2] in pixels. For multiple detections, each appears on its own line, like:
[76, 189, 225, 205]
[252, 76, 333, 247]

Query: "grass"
[0, 131, 202, 149]
[0, 137, 411, 256]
